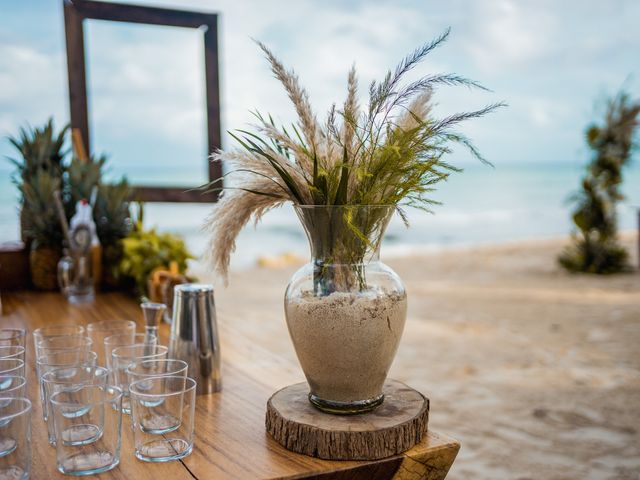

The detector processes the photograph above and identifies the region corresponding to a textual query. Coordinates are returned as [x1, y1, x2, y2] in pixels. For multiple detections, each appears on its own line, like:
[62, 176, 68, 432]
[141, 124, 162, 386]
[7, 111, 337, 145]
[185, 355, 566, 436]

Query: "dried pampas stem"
[205, 178, 285, 282]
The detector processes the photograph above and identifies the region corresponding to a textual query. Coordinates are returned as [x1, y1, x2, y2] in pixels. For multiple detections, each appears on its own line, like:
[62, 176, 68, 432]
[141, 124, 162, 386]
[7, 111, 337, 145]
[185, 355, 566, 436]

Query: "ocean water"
[1, 162, 638, 270]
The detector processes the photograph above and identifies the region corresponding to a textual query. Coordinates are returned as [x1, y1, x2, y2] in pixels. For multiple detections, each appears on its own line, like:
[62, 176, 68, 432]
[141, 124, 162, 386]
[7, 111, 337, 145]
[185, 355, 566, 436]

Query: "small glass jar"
[57, 249, 95, 304]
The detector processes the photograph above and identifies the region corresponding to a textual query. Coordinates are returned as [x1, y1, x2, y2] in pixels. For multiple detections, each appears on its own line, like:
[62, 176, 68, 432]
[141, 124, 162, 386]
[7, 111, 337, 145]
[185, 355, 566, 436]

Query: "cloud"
[1, 0, 639, 173]
[0, 43, 66, 135]
[460, 0, 557, 73]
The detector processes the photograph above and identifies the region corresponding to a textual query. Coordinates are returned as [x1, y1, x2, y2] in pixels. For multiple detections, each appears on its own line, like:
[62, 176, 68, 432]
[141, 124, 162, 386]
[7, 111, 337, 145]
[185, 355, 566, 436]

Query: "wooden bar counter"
[1, 291, 460, 479]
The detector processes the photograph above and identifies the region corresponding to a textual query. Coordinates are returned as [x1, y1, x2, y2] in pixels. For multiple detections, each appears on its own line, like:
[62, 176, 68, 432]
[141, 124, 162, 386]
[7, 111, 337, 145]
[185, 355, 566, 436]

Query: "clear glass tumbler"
[0, 360, 24, 379]
[0, 347, 25, 363]
[36, 350, 98, 422]
[35, 336, 92, 361]
[104, 333, 157, 383]
[0, 329, 26, 349]
[126, 361, 188, 439]
[0, 397, 32, 479]
[0, 376, 27, 399]
[111, 345, 168, 414]
[130, 376, 196, 462]
[126, 359, 188, 386]
[42, 366, 109, 445]
[87, 320, 136, 367]
[50, 385, 122, 476]
[33, 325, 86, 360]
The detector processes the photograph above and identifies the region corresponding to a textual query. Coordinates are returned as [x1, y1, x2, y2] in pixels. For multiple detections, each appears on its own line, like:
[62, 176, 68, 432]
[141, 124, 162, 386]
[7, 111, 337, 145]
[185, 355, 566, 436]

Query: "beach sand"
[197, 235, 640, 479]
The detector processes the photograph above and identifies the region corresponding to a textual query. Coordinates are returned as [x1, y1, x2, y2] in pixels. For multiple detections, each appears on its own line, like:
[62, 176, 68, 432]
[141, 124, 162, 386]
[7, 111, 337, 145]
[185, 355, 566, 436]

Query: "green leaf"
[333, 146, 350, 205]
[235, 134, 306, 204]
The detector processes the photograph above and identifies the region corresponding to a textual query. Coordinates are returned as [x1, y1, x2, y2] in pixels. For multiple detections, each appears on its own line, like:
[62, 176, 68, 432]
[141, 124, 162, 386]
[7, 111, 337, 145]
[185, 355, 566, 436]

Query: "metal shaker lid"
[174, 283, 214, 297]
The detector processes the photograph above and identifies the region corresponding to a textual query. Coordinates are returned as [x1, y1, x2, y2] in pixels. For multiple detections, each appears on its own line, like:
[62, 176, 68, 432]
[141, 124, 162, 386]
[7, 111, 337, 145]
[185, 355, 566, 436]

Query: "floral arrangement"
[206, 29, 504, 285]
[117, 205, 193, 295]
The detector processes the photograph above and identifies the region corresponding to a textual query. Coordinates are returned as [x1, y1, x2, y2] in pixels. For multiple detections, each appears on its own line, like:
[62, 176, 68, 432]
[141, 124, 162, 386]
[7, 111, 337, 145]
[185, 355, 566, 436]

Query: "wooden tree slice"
[265, 379, 429, 460]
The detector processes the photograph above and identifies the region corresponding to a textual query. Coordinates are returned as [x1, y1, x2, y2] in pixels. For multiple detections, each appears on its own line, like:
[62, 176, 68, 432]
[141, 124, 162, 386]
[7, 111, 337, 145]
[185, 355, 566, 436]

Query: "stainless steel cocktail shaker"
[168, 284, 221, 394]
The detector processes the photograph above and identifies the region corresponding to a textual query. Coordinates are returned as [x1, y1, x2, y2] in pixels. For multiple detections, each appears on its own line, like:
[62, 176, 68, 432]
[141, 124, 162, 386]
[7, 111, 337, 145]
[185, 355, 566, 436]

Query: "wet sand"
[197, 235, 640, 479]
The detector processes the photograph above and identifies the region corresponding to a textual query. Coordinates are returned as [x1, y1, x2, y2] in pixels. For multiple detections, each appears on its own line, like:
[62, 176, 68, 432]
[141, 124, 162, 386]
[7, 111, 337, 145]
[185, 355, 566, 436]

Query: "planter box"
[0, 242, 30, 290]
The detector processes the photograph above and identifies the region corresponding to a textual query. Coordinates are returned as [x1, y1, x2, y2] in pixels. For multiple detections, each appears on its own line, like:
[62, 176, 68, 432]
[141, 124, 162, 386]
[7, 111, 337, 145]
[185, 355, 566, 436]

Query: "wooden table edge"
[271, 431, 461, 480]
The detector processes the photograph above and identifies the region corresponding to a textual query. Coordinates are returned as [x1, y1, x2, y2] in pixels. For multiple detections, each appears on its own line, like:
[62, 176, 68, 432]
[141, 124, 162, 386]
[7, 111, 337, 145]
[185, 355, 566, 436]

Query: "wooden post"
[637, 208, 640, 270]
[63, 0, 90, 155]
[204, 18, 222, 183]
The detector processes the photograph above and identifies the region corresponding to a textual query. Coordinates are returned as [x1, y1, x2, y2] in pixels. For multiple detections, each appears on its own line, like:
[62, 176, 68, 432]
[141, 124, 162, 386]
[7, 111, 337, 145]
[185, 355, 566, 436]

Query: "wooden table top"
[1, 291, 460, 479]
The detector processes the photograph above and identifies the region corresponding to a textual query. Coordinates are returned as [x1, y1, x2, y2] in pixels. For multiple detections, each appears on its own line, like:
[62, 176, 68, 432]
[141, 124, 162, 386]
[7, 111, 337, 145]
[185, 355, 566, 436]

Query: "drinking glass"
[33, 325, 85, 360]
[87, 320, 136, 367]
[0, 376, 26, 399]
[35, 335, 92, 360]
[104, 333, 157, 382]
[0, 329, 26, 349]
[50, 385, 122, 476]
[36, 350, 97, 421]
[0, 377, 26, 436]
[126, 359, 188, 386]
[126, 360, 188, 435]
[111, 345, 168, 414]
[0, 360, 24, 379]
[0, 346, 25, 363]
[0, 397, 31, 480]
[42, 366, 109, 445]
[130, 376, 196, 462]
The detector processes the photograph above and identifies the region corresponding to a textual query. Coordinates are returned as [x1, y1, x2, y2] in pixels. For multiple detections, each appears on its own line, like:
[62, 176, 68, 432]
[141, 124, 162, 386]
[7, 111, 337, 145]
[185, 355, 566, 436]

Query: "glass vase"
[285, 205, 407, 414]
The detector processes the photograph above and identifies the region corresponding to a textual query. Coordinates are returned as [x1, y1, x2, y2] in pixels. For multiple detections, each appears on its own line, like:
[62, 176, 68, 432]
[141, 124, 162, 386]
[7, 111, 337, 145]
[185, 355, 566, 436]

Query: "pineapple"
[94, 180, 133, 289]
[7, 118, 68, 245]
[22, 172, 64, 290]
[8, 118, 133, 291]
[66, 154, 106, 205]
[29, 245, 62, 290]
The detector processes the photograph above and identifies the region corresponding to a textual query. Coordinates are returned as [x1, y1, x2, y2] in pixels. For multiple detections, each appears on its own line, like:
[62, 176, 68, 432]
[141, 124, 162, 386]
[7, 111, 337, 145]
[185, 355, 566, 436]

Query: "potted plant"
[558, 91, 640, 274]
[8, 118, 67, 246]
[94, 180, 134, 289]
[117, 208, 192, 297]
[21, 171, 65, 289]
[206, 29, 503, 413]
[8, 119, 68, 289]
[9, 119, 135, 291]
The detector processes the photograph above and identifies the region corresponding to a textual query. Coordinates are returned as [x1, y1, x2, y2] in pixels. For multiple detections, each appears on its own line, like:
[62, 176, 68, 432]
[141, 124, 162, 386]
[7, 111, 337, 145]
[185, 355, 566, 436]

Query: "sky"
[1, 0, 639, 187]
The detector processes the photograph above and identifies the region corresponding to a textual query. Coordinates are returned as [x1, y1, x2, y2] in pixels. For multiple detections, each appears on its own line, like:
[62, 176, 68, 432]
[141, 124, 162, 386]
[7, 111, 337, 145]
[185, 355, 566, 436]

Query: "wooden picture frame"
[63, 0, 221, 202]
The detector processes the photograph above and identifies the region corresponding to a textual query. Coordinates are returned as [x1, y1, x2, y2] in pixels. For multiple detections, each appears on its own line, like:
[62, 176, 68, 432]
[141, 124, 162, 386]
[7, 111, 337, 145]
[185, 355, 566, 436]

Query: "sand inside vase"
[285, 290, 407, 402]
